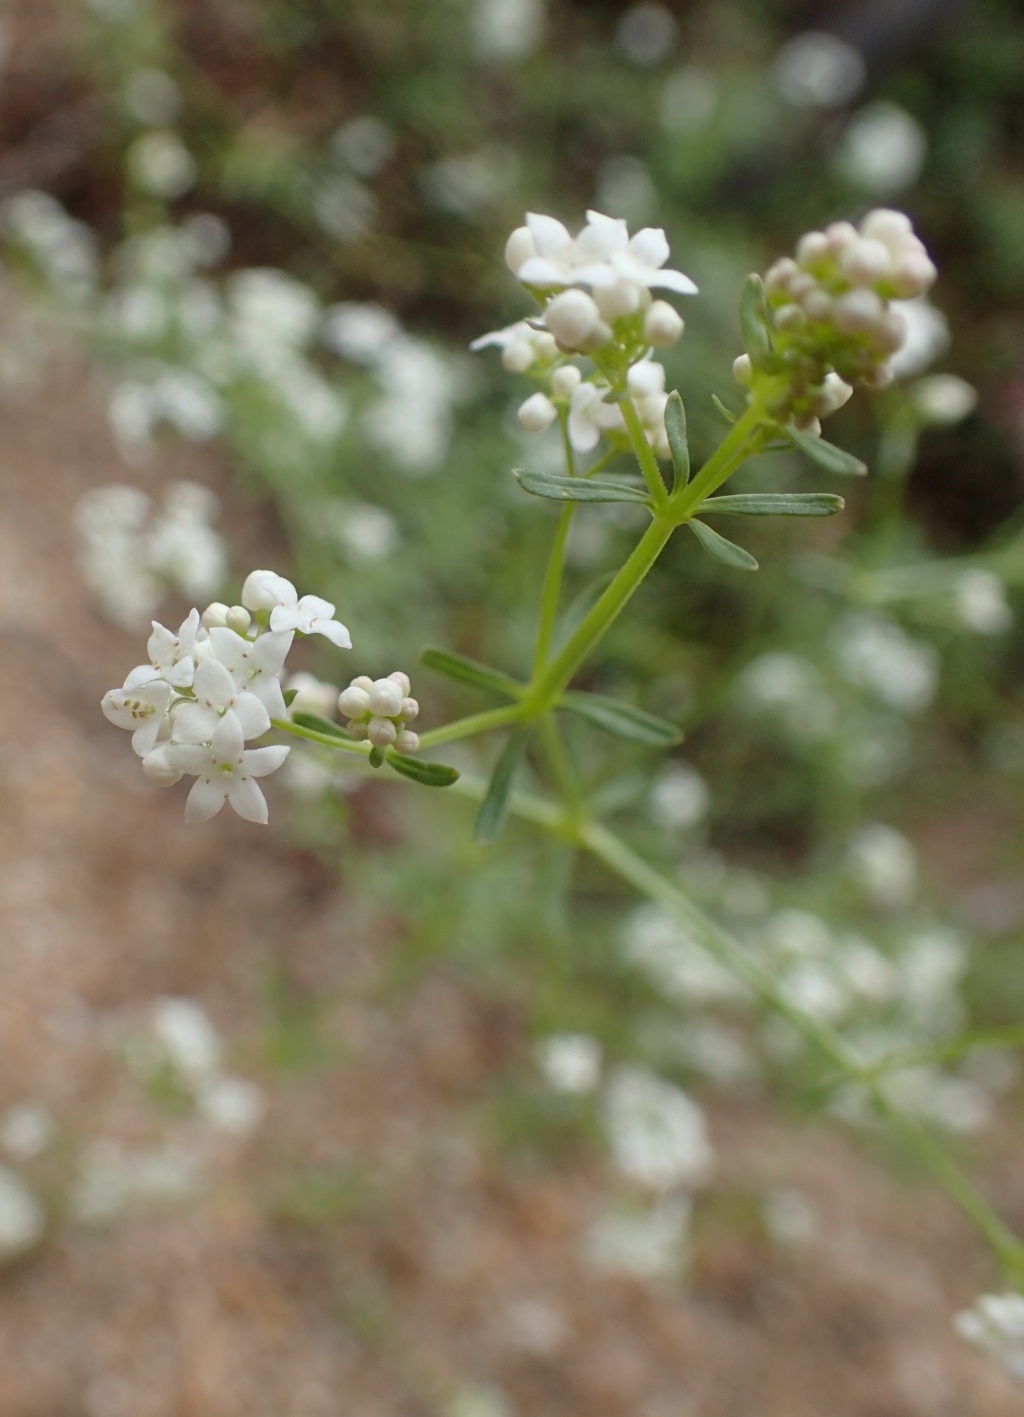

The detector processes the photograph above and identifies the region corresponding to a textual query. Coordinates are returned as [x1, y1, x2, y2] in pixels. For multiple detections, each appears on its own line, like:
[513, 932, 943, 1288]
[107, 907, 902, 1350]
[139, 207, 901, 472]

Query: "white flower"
[172, 656, 271, 744]
[272, 593, 352, 648]
[146, 608, 202, 688]
[510, 209, 696, 296]
[518, 391, 558, 432]
[0, 1165, 44, 1262]
[101, 671, 174, 757]
[285, 672, 339, 718]
[151, 997, 222, 1083]
[912, 373, 977, 425]
[167, 713, 289, 824]
[955, 1292, 1024, 1380]
[567, 381, 625, 451]
[603, 1064, 714, 1191]
[955, 569, 1012, 634]
[469, 319, 557, 371]
[208, 625, 293, 720]
[537, 1034, 603, 1094]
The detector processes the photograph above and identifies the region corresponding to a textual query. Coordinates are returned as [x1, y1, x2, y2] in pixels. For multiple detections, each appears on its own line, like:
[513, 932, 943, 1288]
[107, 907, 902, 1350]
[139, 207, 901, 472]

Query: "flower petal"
[568, 411, 600, 451]
[123, 664, 162, 690]
[193, 655, 237, 709]
[233, 692, 272, 740]
[241, 569, 296, 613]
[131, 718, 164, 757]
[646, 268, 699, 295]
[577, 211, 629, 260]
[226, 774, 269, 823]
[171, 702, 221, 745]
[569, 262, 619, 289]
[208, 626, 250, 676]
[249, 675, 287, 720]
[211, 710, 245, 758]
[526, 213, 573, 260]
[242, 744, 290, 778]
[516, 256, 571, 288]
[251, 630, 294, 676]
[185, 775, 228, 823]
[167, 743, 213, 776]
[628, 227, 670, 270]
[309, 618, 352, 649]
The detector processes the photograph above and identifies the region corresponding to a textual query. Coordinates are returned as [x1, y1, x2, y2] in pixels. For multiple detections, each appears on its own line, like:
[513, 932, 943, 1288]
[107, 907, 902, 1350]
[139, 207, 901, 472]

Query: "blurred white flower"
[661, 67, 719, 132]
[72, 1142, 204, 1224]
[128, 130, 198, 199]
[678, 1019, 753, 1087]
[331, 116, 396, 176]
[228, 268, 320, 351]
[899, 927, 968, 1012]
[763, 908, 832, 960]
[955, 569, 1012, 635]
[648, 762, 709, 830]
[123, 68, 182, 126]
[0, 1166, 44, 1261]
[832, 612, 938, 713]
[322, 301, 402, 363]
[886, 298, 950, 379]
[536, 1033, 602, 1094]
[773, 32, 865, 109]
[286, 672, 339, 719]
[0, 1104, 54, 1161]
[836, 935, 899, 1003]
[448, 1381, 515, 1417]
[183, 212, 231, 267]
[421, 148, 514, 220]
[603, 1063, 714, 1190]
[912, 373, 978, 425]
[3, 190, 97, 294]
[847, 823, 917, 911]
[762, 1186, 818, 1246]
[586, 1197, 690, 1278]
[779, 961, 848, 1023]
[737, 652, 838, 739]
[568, 381, 625, 451]
[313, 174, 378, 242]
[596, 156, 657, 224]
[883, 1066, 992, 1134]
[151, 996, 222, 1084]
[616, 3, 677, 66]
[837, 102, 927, 195]
[624, 904, 747, 1005]
[471, 0, 545, 62]
[197, 1076, 264, 1135]
[956, 1292, 1024, 1381]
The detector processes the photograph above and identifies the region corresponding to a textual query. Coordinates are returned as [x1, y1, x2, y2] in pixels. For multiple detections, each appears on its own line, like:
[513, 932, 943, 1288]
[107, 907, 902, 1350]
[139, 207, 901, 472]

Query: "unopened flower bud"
[764, 257, 798, 295]
[810, 372, 854, 417]
[732, 353, 753, 385]
[368, 678, 403, 717]
[860, 208, 913, 251]
[892, 251, 937, 298]
[348, 720, 368, 740]
[594, 280, 641, 320]
[787, 272, 816, 301]
[518, 392, 558, 432]
[401, 697, 419, 721]
[774, 303, 806, 331]
[367, 716, 398, 747]
[225, 605, 251, 635]
[201, 602, 230, 629]
[388, 671, 411, 695]
[644, 300, 685, 347]
[502, 339, 536, 373]
[543, 289, 601, 348]
[834, 288, 885, 335]
[841, 238, 891, 287]
[576, 319, 613, 353]
[793, 414, 822, 435]
[241, 570, 280, 612]
[534, 332, 559, 360]
[552, 364, 582, 397]
[911, 374, 977, 425]
[505, 226, 535, 275]
[796, 231, 829, 268]
[351, 675, 373, 693]
[801, 288, 833, 322]
[142, 744, 183, 786]
[338, 685, 371, 718]
[395, 729, 420, 754]
[873, 308, 908, 354]
[825, 221, 858, 256]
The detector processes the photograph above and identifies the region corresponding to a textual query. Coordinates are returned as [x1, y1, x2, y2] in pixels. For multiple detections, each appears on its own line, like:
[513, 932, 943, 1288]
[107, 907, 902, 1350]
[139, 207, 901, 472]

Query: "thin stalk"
[271, 718, 372, 758]
[417, 702, 523, 749]
[537, 711, 584, 815]
[533, 409, 579, 674]
[621, 394, 669, 508]
[670, 402, 768, 520]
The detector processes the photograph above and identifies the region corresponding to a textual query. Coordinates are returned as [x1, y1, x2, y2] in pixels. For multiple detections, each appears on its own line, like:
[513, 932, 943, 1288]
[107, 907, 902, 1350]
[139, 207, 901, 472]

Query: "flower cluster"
[955, 1291, 1024, 1381]
[338, 672, 420, 752]
[101, 569, 350, 823]
[473, 209, 693, 457]
[738, 208, 938, 429]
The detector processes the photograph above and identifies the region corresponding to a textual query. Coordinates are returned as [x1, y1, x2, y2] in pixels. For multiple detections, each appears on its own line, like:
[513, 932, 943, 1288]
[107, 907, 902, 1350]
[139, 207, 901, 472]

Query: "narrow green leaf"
[786, 425, 868, 477]
[711, 394, 738, 424]
[740, 273, 772, 363]
[282, 687, 299, 708]
[420, 647, 523, 700]
[387, 751, 460, 787]
[514, 469, 652, 506]
[560, 691, 683, 747]
[664, 390, 689, 491]
[475, 724, 529, 843]
[291, 712, 351, 739]
[700, 492, 845, 517]
[688, 518, 759, 571]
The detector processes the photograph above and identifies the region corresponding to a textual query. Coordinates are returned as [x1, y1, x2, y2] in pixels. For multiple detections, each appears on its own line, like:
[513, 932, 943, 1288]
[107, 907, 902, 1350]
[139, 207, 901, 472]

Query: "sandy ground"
[0, 343, 1022, 1417]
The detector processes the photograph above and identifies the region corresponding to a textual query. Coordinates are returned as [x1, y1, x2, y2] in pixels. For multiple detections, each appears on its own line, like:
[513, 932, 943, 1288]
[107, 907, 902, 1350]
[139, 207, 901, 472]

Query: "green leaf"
[688, 518, 759, 571]
[700, 492, 845, 517]
[475, 725, 529, 843]
[560, 691, 683, 747]
[282, 687, 299, 708]
[664, 390, 689, 491]
[740, 273, 772, 363]
[513, 469, 652, 505]
[387, 751, 460, 787]
[420, 647, 523, 700]
[291, 712, 351, 739]
[711, 394, 738, 424]
[786, 425, 867, 477]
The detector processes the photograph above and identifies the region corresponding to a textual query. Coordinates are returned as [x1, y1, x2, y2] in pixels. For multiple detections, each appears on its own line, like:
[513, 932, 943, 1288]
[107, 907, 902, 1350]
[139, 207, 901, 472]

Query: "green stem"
[533, 410, 579, 674]
[537, 711, 583, 814]
[271, 718, 372, 758]
[670, 401, 768, 520]
[417, 703, 523, 749]
[621, 394, 668, 508]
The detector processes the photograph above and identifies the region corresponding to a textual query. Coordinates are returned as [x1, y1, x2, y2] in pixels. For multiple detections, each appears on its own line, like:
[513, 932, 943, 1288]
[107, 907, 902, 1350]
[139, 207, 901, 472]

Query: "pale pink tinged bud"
[840, 238, 891, 286]
[348, 720, 368, 740]
[801, 288, 833, 322]
[822, 372, 854, 409]
[764, 258, 798, 295]
[338, 685, 371, 719]
[225, 604, 251, 635]
[367, 717, 398, 747]
[825, 221, 858, 256]
[388, 671, 412, 695]
[577, 319, 614, 353]
[891, 251, 937, 298]
[793, 414, 822, 435]
[833, 288, 885, 335]
[201, 601, 229, 629]
[142, 745, 183, 786]
[551, 364, 582, 397]
[774, 303, 806, 331]
[644, 300, 684, 347]
[534, 332, 559, 360]
[543, 289, 600, 347]
[368, 678, 403, 717]
[796, 231, 830, 267]
[594, 280, 641, 320]
[732, 353, 753, 385]
[400, 697, 419, 720]
[395, 729, 420, 754]
[505, 225, 536, 275]
[859, 208, 913, 251]
[788, 272, 816, 300]
[351, 675, 374, 693]
[501, 339, 536, 373]
[873, 309, 908, 354]
[518, 392, 558, 432]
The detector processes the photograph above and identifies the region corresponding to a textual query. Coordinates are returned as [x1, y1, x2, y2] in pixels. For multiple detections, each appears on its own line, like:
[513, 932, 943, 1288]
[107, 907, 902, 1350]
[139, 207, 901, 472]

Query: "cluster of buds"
[737, 208, 938, 429]
[338, 672, 420, 754]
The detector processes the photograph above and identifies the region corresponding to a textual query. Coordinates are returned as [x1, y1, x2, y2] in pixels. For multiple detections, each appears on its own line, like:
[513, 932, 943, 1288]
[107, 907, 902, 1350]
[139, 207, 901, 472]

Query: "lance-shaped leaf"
[420, 647, 523, 700]
[514, 469, 652, 505]
[700, 492, 845, 517]
[711, 394, 738, 424]
[387, 751, 460, 787]
[475, 724, 530, 843]
[291, 712, 352, 740]
[664, 390, 689, 491]
[688, 518, 759, 571]
[740, 273, 772, 363]
[786, 425, 867, 477]
[560, 691, 683, 747]
[283, 687, 299, 707]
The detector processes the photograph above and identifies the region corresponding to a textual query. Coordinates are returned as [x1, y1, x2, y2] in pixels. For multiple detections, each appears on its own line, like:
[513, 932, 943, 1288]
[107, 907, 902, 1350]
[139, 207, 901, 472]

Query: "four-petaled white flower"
[168, 713, 290, 824]
[101, 669, 174, 756]
[510, 210, 697, 298]
[240, 568, 351, 648]
[207, 626, 293, 720]
[568, 381, 626, 452]
[146, 608, 203, 688]
[171, 656, 271, 744]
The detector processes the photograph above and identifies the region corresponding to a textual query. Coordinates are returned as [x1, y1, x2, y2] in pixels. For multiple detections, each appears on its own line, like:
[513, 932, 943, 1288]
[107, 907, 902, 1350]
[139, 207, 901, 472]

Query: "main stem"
[533, 409, 579, 675]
